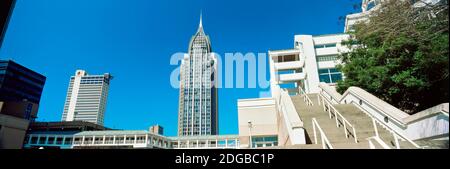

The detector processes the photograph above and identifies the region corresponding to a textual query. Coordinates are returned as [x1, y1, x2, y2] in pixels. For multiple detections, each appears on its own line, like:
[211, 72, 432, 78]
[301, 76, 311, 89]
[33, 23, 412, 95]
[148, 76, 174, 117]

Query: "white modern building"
[239, 32, 449, 149]
[61, 70, 112, 125]
[268, 34, 349, 95]
[178, 15, 219, 136]
[237, 0, 449, 149]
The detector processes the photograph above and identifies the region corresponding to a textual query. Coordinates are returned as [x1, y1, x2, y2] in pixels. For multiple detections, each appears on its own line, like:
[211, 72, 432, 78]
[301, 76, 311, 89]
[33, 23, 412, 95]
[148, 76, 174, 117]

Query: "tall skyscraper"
[177, 15, 218, 136]
[61, 70, 112, 125]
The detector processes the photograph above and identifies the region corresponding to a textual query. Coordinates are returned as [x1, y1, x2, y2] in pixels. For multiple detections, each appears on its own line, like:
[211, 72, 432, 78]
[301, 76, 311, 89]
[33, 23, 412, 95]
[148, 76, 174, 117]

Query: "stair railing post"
[317, 94, 320, 105]
[334, 109, 339, 128]
[322, 96, 326, 112]
[321, 135, 326, 149]
[393, 133, 400, 149]
[368, 139, 375, 149]
[372, 118, 379, 138]
[344, 120, 348, 138]
[313, 119, 318, 144]
[353, 127, 358, 143]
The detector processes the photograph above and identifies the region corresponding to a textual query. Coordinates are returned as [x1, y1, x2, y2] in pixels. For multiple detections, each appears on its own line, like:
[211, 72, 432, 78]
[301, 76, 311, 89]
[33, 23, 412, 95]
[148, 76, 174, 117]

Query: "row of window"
[314, 43, 337, 49]
[317, 55, 338, 62]
[319, 68, 343, 83]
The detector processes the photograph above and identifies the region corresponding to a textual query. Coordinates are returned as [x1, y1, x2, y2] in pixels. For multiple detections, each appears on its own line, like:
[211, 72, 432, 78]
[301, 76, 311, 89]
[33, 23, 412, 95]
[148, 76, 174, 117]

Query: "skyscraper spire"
[199, 11, 203, 29]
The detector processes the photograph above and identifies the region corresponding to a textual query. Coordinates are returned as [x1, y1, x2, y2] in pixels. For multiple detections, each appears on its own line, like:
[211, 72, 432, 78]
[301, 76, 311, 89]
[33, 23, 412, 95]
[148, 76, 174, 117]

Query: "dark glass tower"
[177, 15, 218, 136]
[0, 60, 46, 121]
[0, 60, 46, 104]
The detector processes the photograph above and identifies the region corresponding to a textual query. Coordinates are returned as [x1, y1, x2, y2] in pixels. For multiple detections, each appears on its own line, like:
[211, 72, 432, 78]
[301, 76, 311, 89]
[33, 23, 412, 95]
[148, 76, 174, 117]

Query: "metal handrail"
[312, 118, 333, 149]
[319, 93, 358, 143]
[299, 87, 314, 106]
[367, 136, 392, 149]
[318, 84, 422, 149]
[367, 112, 421, 149]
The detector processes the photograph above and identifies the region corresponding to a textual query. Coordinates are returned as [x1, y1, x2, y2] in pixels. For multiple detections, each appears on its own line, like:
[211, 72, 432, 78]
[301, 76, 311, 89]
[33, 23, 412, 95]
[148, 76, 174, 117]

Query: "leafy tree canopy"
[337, 0, 449, 114]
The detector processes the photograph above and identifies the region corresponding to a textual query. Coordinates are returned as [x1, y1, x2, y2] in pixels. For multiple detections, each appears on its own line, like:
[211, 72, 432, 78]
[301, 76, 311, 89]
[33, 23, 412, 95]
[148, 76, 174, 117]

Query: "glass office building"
[0, 60, 46, 121]
[177, 16, 218, 136]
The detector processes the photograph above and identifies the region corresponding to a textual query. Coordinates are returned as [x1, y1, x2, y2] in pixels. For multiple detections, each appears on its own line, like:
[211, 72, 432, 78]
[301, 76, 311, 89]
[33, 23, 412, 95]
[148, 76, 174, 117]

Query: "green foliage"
[337, 0, 449, 114]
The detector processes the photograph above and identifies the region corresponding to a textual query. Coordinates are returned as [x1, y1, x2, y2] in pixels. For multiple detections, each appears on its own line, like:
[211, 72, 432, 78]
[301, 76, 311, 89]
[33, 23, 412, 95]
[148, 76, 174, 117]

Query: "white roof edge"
[342, 86, 409, 122]
[237, 97, 274, 102]
[319, 82, 343, 101]
[404, 103, 449, 124]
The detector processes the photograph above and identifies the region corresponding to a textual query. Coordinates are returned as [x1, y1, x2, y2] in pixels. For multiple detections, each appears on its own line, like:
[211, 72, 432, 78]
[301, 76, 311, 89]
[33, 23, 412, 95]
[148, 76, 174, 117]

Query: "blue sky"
[0, 0, 359, 136]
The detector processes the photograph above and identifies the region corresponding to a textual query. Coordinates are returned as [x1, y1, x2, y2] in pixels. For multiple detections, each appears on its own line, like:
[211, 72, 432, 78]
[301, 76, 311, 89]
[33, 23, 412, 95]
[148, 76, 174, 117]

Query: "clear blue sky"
[0, 0, 359, 136]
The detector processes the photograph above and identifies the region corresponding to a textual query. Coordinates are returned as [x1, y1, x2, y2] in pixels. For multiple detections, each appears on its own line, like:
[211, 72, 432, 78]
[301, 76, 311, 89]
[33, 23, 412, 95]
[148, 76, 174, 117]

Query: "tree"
[337, 0, 449, 114]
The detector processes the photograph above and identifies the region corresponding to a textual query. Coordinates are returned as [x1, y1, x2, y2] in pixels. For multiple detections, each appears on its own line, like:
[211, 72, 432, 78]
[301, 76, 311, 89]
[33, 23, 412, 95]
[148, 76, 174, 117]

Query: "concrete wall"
[0, 114, 29, 149]
[237, 98, 278, 147]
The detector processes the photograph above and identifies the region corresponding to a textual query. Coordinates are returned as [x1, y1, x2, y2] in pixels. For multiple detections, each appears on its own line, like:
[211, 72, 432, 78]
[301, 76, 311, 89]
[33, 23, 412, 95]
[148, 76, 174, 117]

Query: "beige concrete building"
[237, 98, 279, 148]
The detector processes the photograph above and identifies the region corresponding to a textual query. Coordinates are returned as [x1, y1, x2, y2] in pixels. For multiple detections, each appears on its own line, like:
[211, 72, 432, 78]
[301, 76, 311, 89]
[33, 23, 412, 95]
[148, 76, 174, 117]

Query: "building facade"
[0, 60, 46, 108]
[237, 0, 448, 149]
[0, 60, 46, 149]
[61, 70, 112, 125]
[268, 34, 349, 95]
[149, 125, 164, 135]
[23, 121, 110, 149]
[177, 16, 218, 136]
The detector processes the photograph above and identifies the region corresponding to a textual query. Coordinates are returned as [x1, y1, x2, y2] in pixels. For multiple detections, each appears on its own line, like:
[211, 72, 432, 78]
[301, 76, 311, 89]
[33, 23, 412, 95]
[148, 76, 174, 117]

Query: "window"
[318, 68, 342, 83]
[314, 43, 337, 49]
[251, 136, 278, 148]
[317, 55, 338, 62]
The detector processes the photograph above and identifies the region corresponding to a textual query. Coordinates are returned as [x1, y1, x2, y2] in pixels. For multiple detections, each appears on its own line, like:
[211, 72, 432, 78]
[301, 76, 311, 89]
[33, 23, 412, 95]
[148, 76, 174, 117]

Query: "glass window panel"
[319, 74, 331, 83]
[330, 73, 342, 83]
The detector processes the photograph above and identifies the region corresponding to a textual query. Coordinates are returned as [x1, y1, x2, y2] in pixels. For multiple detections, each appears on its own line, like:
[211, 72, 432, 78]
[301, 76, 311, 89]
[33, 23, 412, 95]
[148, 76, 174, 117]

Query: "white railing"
[367, 136, 391, 149]
[312, 118, 333, 149]
[367, 112, 421, 149]
[318, 83, 422, 149]
[319, 93, 358, 143]
[299, 87, 314, 106]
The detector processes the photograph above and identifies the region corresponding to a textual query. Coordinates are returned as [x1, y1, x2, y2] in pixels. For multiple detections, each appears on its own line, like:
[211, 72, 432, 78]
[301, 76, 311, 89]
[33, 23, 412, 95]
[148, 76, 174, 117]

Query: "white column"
[225, 139, 228, 148]
[53, 136, 58, 145]
[134, 135, 137, 144]
[103, 135, 106, 144]
[215, 139, 218, 148]
[145, 134, 148, 145]
[113, 135, 116, 144]
[92, 136, 96, 145]
[196, 140, 199, 148]
[62, 136, 66, 145]
[28, 135, 32, 144]
[81, 136, 85, 145]
[45, 136, 49, 145]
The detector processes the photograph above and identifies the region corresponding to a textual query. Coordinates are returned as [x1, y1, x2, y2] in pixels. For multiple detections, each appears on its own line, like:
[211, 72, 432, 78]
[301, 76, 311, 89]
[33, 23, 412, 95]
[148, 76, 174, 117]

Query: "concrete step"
[332, 141, 371, 149]
[266, 144, 324, 149]
[291, 94, 420, 149]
